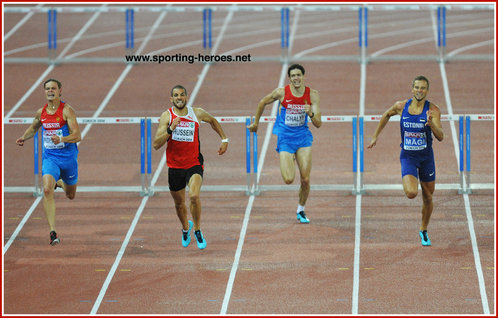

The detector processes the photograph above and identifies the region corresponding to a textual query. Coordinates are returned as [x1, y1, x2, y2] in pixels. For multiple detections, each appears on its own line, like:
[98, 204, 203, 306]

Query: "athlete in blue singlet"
[16, 79, 81, 246]
[248, 64, 322, 223]
[368, 75, 444, 246]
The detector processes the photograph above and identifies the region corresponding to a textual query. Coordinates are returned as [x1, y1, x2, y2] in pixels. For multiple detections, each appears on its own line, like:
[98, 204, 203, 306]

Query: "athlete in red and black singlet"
[166, 106, 203, 169]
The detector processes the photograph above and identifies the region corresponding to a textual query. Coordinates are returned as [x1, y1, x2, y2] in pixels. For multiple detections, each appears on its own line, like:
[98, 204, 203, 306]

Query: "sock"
[297, 205, 305, 213]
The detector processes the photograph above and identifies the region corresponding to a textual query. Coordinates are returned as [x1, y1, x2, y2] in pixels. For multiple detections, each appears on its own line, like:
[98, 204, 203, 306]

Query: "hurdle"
[47, 8, 57, 60]
[358, 6, 368, 63]
[125, 8, 134, 51]
[359, 114, 494, 193]
[4, 4, 493, 65]
[437, 5, 447, 62]
[203, 8, 212, 52]
[5, 114, 493, 196]
[280, 7, 290, 59]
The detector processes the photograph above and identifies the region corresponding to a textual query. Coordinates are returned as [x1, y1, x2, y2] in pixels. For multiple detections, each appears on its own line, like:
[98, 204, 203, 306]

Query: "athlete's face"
[288, 69, 304, 88]
[45, 81, 61, 102]
[412, 80, 428, 102]
[170, 88, 188, 109]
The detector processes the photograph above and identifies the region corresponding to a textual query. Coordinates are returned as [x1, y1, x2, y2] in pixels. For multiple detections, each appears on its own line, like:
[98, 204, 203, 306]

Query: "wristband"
[59, 135, 63, 143]
[309, 112, 315, 119]
[221, 138, 229, 143]
[167, 126, 173, 134]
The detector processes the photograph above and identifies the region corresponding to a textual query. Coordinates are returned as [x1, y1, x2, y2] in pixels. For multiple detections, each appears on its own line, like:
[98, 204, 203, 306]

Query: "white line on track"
[3, 196, 42, 254]
[351, 38, 367, 315]
[4, 4, 43, 41]
[4, 5, 106, 120]
[432, 10, 490, 314]
[3, 5, 106, 252]
[221, 9, 301, 315]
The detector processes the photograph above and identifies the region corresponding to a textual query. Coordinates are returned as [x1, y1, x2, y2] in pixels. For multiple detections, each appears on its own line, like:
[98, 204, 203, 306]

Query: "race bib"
[284, 104, 306, 127]
[171, 121, 195, 142]
[43, 129, 65, 149]
[403, 131, 427, 150]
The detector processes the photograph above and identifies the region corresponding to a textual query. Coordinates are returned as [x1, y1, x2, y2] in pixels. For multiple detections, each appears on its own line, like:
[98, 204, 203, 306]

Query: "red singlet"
[166, 106, 203, 169]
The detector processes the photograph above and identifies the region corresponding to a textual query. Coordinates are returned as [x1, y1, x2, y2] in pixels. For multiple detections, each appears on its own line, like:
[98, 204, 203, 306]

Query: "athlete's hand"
[304, 100, 312, 116]
[367, 136, 377, 149]
[170, 116, 181, 130]
[247, 121, 258, 133]
[218, 141, 228, 155]
[51, 134, 62, 144]
[16, 137, 25, 146]
[425, 110, 434, 127]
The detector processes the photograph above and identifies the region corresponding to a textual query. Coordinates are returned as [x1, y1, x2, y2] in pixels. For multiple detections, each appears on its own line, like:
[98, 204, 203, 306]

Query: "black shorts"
[168, 165, 204, 192]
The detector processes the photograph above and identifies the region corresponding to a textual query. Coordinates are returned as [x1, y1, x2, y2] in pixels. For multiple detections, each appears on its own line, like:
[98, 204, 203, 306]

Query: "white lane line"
[221, 9, 301, 315]
[351, 43, 367, 315]
[3, 6, 106, 253]
[89, 194, 150, 315]
[351, 194, 362, 315]
[432, 9, 490, 315]
[80, 7, 170, 140]
[4, 5, 105, 119]
[220, 193, 255, 314]
[90, 5, 236, 315]
[3, 196, 43, 254]
[4, 4, 43, 41]
[255, 8, 301, 184]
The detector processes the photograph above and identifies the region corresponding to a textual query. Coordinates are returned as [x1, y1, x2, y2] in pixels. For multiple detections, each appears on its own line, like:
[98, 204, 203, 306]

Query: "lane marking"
[221, 9, 301, 315]
[5, 5, 106, 119]
[3, 196, 42, 254]
[4, 4, 43, 41]
[433, 10, 490, 314]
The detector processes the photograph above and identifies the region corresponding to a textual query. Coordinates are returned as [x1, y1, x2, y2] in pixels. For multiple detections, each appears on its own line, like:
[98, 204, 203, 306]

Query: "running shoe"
[182, 220, 193, 247]
[194, 230, 206, 250]
[419, 230, 431, 246]
[297, 211, 310, 224]
[50, 231, 60, 246]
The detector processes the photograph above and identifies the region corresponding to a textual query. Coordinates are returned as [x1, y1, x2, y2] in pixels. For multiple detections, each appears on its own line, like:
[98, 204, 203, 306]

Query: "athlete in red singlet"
[248, 64, 322, 224]
[153, 85, 229, 250]
[16, 78, 81, 246]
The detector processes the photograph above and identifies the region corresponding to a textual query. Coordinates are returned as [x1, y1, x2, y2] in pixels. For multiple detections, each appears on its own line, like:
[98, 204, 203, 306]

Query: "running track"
[3, 4, 495, 315]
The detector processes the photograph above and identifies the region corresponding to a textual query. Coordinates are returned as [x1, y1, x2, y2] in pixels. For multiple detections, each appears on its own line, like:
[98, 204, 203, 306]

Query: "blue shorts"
[400, 151, 435, 182]
[42, 155, 78, 185]
[276, 130, 313, 154]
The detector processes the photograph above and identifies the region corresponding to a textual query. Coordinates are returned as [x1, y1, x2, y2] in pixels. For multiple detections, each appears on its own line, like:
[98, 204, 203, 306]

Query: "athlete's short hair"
[287, 64, 305, 77]
[44, 78, 62, 89]
[412, 75, 429, 90]
[171, 85, 188, 96]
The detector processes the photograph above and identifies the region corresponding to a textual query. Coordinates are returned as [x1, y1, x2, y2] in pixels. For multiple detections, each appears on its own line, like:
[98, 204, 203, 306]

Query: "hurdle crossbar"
[5, 114, 494, 196]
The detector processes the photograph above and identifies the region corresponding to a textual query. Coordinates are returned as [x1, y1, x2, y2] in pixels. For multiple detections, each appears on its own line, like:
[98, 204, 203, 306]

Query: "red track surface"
[3, 4, 495, 315]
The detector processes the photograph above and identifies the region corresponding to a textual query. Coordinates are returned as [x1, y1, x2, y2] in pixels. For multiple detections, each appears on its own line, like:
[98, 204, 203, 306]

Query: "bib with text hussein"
[171, 121, 196, 142]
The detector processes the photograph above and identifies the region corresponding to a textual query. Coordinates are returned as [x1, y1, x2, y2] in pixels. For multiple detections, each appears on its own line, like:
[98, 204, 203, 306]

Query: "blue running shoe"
[297, 211, 310, 224]
[182, 220, 193, 247]
[194, 230, 207, 250]
[419, 230, 431, 246]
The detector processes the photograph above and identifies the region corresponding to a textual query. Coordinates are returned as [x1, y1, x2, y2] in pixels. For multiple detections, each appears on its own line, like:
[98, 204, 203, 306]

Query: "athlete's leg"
[56, 180, 77, 200]
[420, 181, 435, 231]
[279, 151, 296, 184]
[295, 146, 312, 206]
[402, 174, 419, 199]
[187, 174, 203, 231]
[42, 174, 57, 232]
[170, 189, 189, 231]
